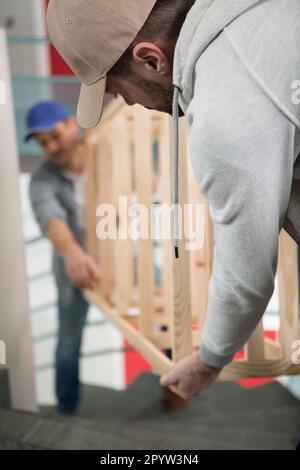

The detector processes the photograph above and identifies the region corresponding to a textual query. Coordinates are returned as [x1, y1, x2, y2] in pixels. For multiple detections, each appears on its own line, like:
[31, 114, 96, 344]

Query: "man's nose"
[48, 141, 60, 154]
[123, 97, 135, 107]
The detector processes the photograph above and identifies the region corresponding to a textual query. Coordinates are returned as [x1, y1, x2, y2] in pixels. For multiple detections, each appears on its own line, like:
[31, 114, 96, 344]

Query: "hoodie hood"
[171, 0, 262, 257]
[173, 0, 262, 106]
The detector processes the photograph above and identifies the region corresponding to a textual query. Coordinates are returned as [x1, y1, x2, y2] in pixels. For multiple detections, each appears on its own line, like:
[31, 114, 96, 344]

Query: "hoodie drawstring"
[172, 85, 180, 259]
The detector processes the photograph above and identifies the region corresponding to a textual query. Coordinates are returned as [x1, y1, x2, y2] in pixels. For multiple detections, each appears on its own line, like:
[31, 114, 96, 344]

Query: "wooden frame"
[84, 97, 300, 381]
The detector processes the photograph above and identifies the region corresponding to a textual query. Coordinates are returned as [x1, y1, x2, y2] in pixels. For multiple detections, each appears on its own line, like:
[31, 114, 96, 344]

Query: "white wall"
[0, 0, 50, 76]
[0, 28, 37, 412]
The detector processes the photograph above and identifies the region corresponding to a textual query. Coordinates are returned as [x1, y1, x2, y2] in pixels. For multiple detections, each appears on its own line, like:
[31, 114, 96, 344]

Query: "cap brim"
[24, 124, 57, 142]
[76, 76, 106, 129]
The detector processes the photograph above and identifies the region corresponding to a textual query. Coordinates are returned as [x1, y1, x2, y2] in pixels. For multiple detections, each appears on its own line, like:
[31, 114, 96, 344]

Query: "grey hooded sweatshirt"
[172, 0, 300, 367]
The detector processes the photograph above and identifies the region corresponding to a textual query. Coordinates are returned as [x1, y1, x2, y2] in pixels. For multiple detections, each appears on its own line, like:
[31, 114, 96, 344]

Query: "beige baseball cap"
[47, 0, 157, 129]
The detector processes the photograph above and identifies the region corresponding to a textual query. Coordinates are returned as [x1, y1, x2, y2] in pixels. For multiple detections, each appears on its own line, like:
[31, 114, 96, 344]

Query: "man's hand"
[45, 218, 101, 289]
[160, 353, 222, 400]
[63, 244, 101, 290]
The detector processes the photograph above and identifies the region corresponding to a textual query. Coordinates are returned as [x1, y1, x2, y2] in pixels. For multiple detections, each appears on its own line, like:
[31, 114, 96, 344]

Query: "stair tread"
[2, 372, 300, 450]
[55, 373, 300, 423]
[0, 407, 298, 450]
[0, 368, 10, 410]
[0, 408, 139, 450]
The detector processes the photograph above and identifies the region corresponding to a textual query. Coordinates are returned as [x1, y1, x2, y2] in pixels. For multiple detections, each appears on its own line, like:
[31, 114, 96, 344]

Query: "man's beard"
[49, 146, 74, 168]
[137, 78, 184, 116]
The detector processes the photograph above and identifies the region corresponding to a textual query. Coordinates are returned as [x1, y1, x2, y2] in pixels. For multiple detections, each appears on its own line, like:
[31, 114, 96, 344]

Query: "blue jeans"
[55, 286, 89, 413]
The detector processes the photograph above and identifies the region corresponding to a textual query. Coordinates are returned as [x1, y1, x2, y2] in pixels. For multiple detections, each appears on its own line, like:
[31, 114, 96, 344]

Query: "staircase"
[1, 369, 300, 450]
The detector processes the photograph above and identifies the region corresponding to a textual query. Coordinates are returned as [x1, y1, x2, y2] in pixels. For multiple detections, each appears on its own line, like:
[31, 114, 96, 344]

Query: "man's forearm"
[46, 218, 82, 260]
[46, 218, 100, 290]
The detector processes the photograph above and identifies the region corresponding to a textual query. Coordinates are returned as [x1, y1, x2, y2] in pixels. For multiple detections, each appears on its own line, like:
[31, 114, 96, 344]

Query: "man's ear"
[132, 42, 170, 75]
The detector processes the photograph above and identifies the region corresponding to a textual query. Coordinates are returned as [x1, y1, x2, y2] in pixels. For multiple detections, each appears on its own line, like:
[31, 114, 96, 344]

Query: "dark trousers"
[55, 286, 89, 413]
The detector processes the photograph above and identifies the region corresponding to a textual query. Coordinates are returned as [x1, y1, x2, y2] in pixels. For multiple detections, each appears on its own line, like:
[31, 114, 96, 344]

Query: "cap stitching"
[86, 0, 140, 31]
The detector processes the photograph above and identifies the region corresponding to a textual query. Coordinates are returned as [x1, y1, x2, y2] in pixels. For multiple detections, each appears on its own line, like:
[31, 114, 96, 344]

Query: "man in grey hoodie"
[47, 0, 300, 400]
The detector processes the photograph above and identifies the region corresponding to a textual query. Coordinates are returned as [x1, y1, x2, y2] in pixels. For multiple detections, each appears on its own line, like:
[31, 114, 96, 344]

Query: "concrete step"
[0, 367, 10, 410]
[0, 408, 138, 450]
[57, 372, 300, 425]
[1, 406, 299, 450]
[38, 373, 300, 450]
[2, 372, 300, 450]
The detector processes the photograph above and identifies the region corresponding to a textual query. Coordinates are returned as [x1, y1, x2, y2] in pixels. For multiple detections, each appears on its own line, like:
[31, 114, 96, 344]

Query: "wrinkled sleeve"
[188, 102, 296, 368]
[29, 175, 67, 236]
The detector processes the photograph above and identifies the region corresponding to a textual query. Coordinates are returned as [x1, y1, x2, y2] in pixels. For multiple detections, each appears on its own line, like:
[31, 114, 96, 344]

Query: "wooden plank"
[112, 116, 134, 315]
[278, 230, 300, 358]
[86, 140, 97, 260]
[84, 289, 173, 376]
[133, 105, 155, 337]
[245, 320, 265, 361]
[264, 337, 281, 360]
[159, 115, 173, 324]
[220, 358, 300, 381]
[94, 127, 115, 300]
[170, 119, 193, 362]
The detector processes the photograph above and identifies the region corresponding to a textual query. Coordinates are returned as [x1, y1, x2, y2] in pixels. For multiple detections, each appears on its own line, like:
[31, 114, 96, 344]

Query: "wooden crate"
[83, 97, 300, 381]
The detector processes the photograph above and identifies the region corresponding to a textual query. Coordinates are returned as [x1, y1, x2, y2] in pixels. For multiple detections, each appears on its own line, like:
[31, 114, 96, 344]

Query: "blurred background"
[0, 0, 151, 408]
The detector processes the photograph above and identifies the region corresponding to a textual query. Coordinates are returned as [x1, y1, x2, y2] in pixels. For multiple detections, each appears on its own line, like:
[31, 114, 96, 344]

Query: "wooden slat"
[159, 115, 173, 322]
[220, 358, 300, 381]
[170, 119, 193, 362]
[133, 106, 155, 337]
[278, 230, 300, 359]
[94, 127, 115, 300]
[245, 320, 265, 361]
[84, 289, 173, 376]
[111, 116, 134, 315]
[86, 141, 97, 260]
[264, 337, 281, 360]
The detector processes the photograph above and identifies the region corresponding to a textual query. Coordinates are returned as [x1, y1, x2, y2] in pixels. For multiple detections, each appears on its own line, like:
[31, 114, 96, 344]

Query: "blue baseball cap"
[24, 101, 71, 142]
